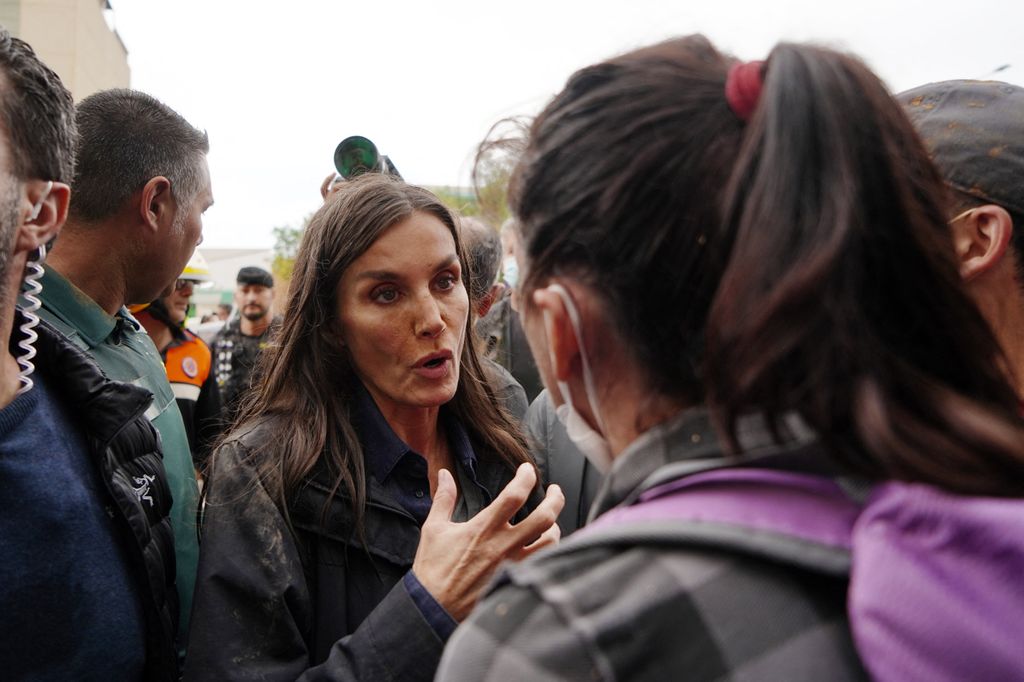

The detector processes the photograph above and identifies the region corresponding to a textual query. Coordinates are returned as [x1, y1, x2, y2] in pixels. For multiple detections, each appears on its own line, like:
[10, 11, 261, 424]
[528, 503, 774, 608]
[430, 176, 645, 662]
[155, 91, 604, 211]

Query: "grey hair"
[0, 28, 76, 183]
[70, 89, 208, 221]
[0, 28, 76, 304]
[458, 215, 502, 302]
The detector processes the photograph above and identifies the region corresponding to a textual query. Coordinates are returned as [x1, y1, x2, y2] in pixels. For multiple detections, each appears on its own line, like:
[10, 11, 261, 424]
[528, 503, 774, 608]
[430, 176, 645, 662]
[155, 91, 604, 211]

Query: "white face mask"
[502, 256, 519, 290]
[542, 283, 614, 472]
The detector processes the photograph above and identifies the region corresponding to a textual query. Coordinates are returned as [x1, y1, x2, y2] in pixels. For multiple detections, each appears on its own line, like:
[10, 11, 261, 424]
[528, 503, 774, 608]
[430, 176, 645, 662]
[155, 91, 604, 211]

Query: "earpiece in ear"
[28, 180, 54, 222]
[16, 243, 48, 395]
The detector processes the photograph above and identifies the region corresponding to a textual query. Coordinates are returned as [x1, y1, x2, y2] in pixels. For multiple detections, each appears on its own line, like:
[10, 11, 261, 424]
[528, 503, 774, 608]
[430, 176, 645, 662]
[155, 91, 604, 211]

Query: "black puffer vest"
[29, 313, 179, 680]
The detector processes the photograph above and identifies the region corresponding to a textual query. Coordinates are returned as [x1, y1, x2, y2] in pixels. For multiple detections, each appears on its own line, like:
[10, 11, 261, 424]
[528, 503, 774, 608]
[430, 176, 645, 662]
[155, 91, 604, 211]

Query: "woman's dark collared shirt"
[351, 382, 495, 524]
[350, 382, 495, 638]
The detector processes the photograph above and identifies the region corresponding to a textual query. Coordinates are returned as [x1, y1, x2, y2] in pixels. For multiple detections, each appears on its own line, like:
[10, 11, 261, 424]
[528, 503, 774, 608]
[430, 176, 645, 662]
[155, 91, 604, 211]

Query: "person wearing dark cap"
[212, 265, 280, 428]
[899, 80, 1024, 397]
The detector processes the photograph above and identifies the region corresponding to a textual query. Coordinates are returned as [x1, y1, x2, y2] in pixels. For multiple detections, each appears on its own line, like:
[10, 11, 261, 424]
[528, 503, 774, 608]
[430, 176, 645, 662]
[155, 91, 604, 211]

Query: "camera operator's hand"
[320, 173, 342, 201]
[412, 463, 563, 622]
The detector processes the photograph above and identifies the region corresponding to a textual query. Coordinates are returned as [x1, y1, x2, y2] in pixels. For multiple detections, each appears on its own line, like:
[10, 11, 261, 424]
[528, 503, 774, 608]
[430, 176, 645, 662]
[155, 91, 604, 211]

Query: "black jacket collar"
[16, 309, 154, 448]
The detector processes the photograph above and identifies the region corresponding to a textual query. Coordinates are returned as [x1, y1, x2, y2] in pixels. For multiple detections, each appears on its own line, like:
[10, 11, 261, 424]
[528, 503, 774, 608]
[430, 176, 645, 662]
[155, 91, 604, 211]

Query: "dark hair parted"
[71, 89, 209, 221]
[511, 35, 742, 404]
[0, 28, 76, 183]
[513, 35, 1024, 495]
[231, 174, 534, 526]
[458, 215, 501, 303]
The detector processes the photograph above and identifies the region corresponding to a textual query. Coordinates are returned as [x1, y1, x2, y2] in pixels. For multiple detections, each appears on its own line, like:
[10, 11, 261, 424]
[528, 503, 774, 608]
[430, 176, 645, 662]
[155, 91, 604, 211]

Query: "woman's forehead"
[350, 212, 458, 276]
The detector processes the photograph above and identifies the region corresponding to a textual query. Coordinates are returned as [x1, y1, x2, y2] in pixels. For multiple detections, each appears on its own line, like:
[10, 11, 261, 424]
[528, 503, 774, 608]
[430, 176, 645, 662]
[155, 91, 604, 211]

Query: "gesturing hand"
[412, 463, 564, 622]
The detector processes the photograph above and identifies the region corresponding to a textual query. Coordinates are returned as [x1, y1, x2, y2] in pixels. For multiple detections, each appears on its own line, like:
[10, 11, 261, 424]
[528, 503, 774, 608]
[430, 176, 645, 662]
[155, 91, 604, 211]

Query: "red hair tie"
[725, 60, 765, 122]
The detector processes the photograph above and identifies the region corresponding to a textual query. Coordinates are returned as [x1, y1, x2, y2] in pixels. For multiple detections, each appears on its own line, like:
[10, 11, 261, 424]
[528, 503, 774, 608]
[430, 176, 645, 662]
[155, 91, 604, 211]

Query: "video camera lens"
[333, 135, 401, 180]
[334, 136, 380, 178]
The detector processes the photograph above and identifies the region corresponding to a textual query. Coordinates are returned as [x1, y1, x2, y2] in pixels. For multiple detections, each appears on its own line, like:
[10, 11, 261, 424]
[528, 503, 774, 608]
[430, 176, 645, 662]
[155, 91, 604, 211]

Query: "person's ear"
[476, 283, 503, 318]
[15, 181, 70, 254]
[139, 176, 173, 233]
[952, 205, 1013, 281]
[531, 286, 579, 382]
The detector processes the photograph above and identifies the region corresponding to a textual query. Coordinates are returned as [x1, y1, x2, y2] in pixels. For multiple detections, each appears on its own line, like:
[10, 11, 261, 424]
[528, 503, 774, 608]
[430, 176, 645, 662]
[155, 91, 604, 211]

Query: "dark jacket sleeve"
[183, 441, 446, 682]
[525, 390, 601, 535]
[193, 371, 222, 469]
[481, 358, 529, 423]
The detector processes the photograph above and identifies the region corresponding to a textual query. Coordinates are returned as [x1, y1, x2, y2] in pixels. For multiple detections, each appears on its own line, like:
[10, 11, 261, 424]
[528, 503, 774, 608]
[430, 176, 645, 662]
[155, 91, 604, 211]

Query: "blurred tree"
[271, 214, 311, 288]
[472, 156, 514, 227]
[427, 148, 516, 229]
[430, 186, 481, 218]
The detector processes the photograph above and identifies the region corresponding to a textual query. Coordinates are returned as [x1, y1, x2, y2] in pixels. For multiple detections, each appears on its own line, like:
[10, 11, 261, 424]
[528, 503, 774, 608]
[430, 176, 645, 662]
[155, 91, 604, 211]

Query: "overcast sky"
[111, 0, 1022, 249]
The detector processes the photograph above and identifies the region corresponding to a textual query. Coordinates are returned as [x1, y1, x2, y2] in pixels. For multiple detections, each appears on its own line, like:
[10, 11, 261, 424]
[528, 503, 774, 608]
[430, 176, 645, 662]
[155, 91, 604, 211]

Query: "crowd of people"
[1, 22, 1022, 682]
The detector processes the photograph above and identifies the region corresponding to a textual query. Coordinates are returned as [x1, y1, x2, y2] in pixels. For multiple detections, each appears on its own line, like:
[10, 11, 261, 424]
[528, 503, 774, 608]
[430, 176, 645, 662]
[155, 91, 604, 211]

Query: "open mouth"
[414, 350, 453, 375]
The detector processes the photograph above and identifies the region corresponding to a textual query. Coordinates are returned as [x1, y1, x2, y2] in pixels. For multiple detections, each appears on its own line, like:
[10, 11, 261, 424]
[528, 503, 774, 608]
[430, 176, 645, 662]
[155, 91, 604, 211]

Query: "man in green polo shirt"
[37, 89, 213, 646]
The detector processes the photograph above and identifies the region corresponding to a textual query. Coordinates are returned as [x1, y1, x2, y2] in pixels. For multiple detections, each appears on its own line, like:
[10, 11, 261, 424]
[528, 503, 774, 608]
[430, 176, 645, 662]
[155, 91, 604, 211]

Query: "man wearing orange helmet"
[135, 252, 221, 469]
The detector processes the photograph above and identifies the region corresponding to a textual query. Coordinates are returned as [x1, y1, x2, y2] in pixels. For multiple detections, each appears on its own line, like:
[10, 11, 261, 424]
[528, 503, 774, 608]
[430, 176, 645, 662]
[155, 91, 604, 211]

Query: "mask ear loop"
[546, 283, 609, 435]
[948, 208, 975, 225]
[16, 181, 54, 395]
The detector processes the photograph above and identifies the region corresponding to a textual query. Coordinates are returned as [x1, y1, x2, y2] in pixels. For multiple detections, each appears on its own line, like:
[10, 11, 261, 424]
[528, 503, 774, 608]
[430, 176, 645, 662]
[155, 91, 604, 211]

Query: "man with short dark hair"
[0, 29, 178, 679]
[899, 81, 1024, 396]
[36, 87, 213, 642]
[213, 265, 280, 425]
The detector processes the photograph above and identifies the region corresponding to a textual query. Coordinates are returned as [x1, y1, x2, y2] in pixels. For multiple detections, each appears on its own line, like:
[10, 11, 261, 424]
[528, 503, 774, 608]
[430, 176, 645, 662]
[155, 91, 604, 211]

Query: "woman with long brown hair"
[184, 174, 563, 681]
[437, 35, 1024, 680]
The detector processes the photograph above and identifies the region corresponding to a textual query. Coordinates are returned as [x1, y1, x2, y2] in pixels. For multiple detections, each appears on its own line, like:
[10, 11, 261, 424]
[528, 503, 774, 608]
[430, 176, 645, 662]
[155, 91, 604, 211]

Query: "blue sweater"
[0, 375, 146, 681]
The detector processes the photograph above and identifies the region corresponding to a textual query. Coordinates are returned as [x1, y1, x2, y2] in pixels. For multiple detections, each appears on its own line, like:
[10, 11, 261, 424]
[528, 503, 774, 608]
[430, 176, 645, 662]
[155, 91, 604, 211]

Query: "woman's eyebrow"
[356, 254, 458, 282]
[432, 254, 459, 270]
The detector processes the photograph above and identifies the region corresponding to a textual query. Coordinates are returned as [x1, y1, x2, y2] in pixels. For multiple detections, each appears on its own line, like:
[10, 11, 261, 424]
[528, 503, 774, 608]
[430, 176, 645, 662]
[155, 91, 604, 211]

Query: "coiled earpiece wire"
[16, 180, 53, 396]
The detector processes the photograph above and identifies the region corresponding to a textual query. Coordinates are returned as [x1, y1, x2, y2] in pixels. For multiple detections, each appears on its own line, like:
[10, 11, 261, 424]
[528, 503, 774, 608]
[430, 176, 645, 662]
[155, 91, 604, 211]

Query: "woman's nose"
[414, 293, 446, 338]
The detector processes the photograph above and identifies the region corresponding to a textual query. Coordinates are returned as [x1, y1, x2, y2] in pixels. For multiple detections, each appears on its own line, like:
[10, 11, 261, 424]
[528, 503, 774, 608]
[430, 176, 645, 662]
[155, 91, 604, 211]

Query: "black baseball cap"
[898, 80, 1024, 216]
[236, 266, 274, 288]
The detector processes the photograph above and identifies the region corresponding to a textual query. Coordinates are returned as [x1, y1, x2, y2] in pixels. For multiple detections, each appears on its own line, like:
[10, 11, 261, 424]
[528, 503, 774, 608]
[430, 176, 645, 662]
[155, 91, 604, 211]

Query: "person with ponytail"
[436, 35, 1024, 681]
[184, 174, 563, 681]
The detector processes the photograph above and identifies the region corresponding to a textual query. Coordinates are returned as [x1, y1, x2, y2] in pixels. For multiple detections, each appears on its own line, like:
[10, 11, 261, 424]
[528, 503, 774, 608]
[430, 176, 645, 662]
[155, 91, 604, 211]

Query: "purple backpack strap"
[849, 482, 1024, 682]
[578, 468, 860, 575]
[574, 469, 1024, 681]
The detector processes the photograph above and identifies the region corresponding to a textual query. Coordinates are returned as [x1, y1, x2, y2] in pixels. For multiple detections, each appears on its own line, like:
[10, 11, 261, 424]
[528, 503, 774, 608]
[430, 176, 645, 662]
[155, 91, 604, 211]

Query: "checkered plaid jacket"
[436, 410, 868, 681]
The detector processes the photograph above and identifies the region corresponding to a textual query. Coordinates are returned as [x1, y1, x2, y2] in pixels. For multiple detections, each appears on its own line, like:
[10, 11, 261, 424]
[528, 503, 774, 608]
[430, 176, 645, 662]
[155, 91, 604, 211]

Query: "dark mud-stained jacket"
[32, 314, 180, 680]
[184, 420, 534, 681]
